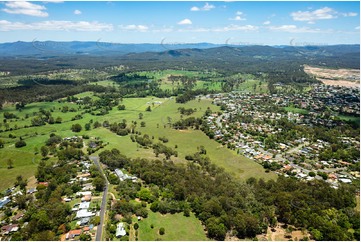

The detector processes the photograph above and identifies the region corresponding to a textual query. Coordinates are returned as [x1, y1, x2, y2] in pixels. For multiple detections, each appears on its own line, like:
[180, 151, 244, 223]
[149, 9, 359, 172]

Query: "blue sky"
[0, 1, 359, 45]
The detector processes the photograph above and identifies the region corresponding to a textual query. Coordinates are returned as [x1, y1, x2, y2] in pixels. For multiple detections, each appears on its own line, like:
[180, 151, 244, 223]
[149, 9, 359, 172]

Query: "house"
[1, 224, 19, 235]
[81, 195, 92, 202]
[116, 223, 126, 238]
[79, 202, 90, 210]
[12, 212, 24, 222]
[66, 229, 82, 240]
[77, 217, 90, 226]
[339, 178, 352, 183]
[38, 182, 49, 187]
[27, 188, 37, 194]
[76, 191, 91, 197]
[0, 196, 11, 209]
[76, 210, 94, 219]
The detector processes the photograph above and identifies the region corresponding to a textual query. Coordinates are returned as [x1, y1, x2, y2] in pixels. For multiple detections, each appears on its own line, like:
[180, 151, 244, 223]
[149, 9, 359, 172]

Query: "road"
[90, 156, 109, 241]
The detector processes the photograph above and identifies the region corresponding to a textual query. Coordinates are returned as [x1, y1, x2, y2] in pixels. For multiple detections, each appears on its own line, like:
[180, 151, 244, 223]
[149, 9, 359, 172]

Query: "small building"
[76, 210, 94, 219]
[66, 229, 82, 240]
[79, 202, 90, 210]
[1, 224, 19, 235]
[116, 223, 126, 238]
[0, 196, 11, 209]
[27, 188, 37, 194]
[12, 212, 24, 222]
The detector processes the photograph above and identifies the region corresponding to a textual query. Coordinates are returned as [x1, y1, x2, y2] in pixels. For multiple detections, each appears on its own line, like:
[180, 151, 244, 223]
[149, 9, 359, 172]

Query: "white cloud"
[229, 11, 246, 21]
[355, 26, 360, 30]
[43, 1, 64, 3]
[178, 19, 192, 25]
[291, 7, 337, 23]
[229, 15, 246, 21]
[74, 10, 82, 15]
[179, 24, 258, 32]
[342, 12, 358, 17]
[119, 24, 149, 32]
[263, 21, 271, 25]
[190, 6, 200, 11]
[2, 1, 49, 17]
[214, 24, 258, 32]
[268, 25, 331, 33]
[190, 2, 215, 11]
[0, 20, 113, 31]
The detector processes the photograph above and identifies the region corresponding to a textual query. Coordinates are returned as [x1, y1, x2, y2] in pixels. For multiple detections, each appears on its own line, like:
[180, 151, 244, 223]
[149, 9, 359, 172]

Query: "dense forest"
[0, 45, 359, 75]
[99, 148, 359, 241]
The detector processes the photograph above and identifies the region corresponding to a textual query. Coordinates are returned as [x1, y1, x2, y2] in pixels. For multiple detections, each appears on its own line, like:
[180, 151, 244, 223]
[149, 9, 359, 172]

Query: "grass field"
[138, 211, 208, 241]
[337, 115, 360, 124]
[284, 106, 309, 115]
[0, 93, 275, 192]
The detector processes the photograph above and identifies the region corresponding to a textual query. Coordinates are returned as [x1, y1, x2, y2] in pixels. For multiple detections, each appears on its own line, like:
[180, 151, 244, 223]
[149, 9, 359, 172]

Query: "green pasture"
[138, 211, 208, 241]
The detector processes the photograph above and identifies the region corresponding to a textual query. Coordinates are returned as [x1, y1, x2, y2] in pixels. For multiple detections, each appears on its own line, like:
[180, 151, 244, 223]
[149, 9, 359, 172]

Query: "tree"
[41, 146, 49, 158]
[55, 117, 62, 123]
[139, 113, 144, 119]
[79, 233, 92, 241]
[146, 106, 151, 112]
[118, 105, 126, 110]
[134, 223, 139, 230]
[0, 138, 4, 148]
[159, 227, 165, 235]
[91, 216, 101, 225]
[71, 123, 82, 132]
[15, 140, 26, 148]
[140, 121, 146, 127]
[7, 158, 14, 169]
[93, 177, 105, 191]
[85, 123, 91, 131]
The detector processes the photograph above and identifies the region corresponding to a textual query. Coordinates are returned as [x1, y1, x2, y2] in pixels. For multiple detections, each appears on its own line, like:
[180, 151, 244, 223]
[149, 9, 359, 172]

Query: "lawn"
[284, 106, 309, 115]
[138, 211, 208, 241]
[337, 114, 360, 124]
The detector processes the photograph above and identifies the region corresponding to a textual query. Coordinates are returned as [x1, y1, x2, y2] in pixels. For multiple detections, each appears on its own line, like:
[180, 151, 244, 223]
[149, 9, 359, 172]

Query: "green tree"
[0, 138, 4, 148]
[40, 146, 49, 158]
[159, 227, 165, 235]
[134, 223, 139, 230]
[71, 123, 82, 132]
[146, 106, 151, 112]
[15, 140, 26, 148]
[91, 216, 101, 225]
[7, 158, 14, 169]
[93, 177, 105, 191]
[139, 113, 144, 119]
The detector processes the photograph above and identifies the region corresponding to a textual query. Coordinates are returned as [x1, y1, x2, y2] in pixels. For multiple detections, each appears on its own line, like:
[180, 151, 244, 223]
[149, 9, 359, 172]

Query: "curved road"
[90, 156, 109, 241]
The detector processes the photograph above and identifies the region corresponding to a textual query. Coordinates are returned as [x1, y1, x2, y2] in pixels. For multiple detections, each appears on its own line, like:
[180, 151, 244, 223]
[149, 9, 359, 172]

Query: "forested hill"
[0, 44, 359, 75]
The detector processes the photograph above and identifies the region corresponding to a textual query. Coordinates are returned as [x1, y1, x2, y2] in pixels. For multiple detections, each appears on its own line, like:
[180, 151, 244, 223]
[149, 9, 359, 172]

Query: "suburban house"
[116, 222, 126, 238]
[66, 229, 82, 240]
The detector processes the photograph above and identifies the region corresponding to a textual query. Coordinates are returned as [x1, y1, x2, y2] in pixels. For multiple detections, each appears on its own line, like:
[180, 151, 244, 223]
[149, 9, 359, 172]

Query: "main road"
[90, 156, 109, 241]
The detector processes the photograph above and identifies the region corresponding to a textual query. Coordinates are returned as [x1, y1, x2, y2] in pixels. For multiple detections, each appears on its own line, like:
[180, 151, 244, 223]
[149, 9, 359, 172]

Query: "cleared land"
[138, 211, 208, 241]
[304, 65, 360, 88]
[0, 94, 275, 191]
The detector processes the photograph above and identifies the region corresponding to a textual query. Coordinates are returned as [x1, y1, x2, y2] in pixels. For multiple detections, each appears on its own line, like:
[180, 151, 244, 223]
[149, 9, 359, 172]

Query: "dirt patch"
[259, 223, 311, 241]
[304, 65, 360, 88]
[26, 176, 37, 189]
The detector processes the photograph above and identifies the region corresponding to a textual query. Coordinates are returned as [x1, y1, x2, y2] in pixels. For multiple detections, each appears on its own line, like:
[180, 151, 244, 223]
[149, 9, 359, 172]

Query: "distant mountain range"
[0, 41, 359, 58]
[0, 42, 358, 75]
[0, 41, 223, 57]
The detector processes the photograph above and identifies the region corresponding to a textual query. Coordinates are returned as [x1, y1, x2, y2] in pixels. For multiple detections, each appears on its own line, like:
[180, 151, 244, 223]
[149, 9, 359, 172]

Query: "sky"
[0, 1, 359, 45]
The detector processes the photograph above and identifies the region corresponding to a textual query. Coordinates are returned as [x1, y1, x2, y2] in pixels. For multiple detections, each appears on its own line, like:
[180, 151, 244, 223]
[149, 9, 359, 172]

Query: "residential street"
[90, 156, 109, 241]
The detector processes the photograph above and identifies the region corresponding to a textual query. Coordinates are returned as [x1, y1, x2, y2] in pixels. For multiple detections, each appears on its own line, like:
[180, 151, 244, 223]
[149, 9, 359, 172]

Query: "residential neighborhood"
[204, 84, 359, 188]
